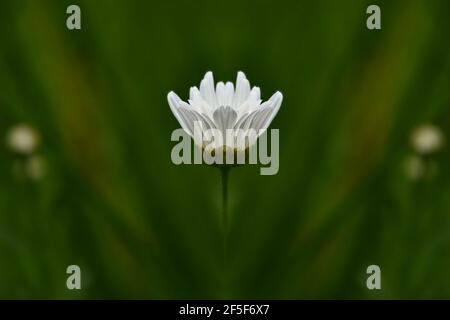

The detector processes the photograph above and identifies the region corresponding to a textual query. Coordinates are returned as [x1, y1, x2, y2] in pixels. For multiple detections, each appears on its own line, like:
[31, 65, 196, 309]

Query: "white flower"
[167, 71, 282, 152]
[6, 124, 40, 155]
[410, 124, 444, 155]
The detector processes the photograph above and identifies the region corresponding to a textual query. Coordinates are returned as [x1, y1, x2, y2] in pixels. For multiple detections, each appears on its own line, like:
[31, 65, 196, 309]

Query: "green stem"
[221, 166, 229, 232]
[220, 166, 230, 297]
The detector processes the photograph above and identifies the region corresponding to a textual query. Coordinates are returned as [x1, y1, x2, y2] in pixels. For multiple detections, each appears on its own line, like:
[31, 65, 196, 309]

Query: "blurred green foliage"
[0, 0, 449, 299]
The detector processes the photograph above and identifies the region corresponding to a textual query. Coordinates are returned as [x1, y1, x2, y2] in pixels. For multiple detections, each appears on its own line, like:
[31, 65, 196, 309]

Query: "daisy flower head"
[168, 71, 282, 155]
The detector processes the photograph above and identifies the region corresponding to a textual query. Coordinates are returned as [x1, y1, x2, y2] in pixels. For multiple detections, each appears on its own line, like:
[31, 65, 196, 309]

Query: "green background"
[0, 0, 449, 299]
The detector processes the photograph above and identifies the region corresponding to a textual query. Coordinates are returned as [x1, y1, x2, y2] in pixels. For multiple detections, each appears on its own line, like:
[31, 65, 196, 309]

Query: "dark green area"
[0, 0, 449, 299]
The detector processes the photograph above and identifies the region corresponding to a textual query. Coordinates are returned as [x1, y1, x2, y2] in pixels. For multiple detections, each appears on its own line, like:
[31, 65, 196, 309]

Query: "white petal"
[216, 82, 226, 107]
[168, 92, 194, 135]
[224, 82, 234, 107]
[213, 106, 238, 131]
[216, 81, 237, 108]
[189, 86, 210, 115]
[237, 86, 261, 117]
[177, 108, 197, 136]
[235, 110, 259, 132]
[248, 87, 261, 105]
[232, 71, 250, 109]
[253, 91, 283, 134]
[234, 91, 282, 132]
[251, 107, 273, 132]
[233, 111, 259, 148]
[212, 106, 238, 148]
[199, 71, 217, 109]
[189, 86, 202, 105]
